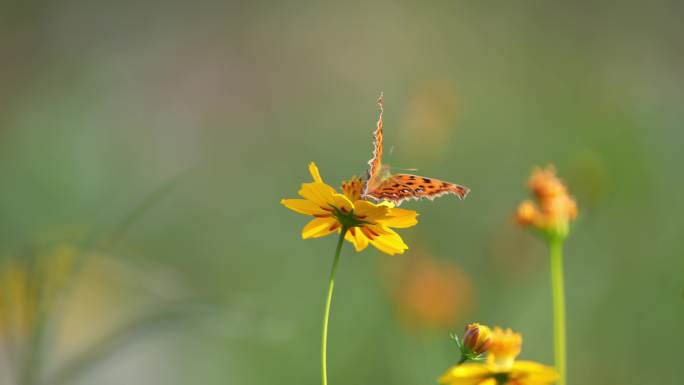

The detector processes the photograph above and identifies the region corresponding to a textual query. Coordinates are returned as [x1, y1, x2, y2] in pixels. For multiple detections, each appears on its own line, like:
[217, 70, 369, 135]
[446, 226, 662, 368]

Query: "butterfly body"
[362, 94, 470, 206]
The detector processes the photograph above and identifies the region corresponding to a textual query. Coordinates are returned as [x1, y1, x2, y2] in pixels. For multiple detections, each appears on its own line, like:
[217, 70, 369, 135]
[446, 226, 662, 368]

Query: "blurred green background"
[1, 1, 682, 384]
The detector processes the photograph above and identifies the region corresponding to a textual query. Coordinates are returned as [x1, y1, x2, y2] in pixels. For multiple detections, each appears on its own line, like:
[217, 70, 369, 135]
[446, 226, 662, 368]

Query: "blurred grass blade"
[51, 302, 200, 385]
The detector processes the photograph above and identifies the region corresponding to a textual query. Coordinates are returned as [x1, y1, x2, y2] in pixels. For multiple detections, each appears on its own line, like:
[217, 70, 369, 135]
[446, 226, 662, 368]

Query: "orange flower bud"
[517, 165, 577, 239]
[341, 176, 363, 202]
[515, 200, 539, 226]
[462, 323, 492, 356]
[528, 166, 566, 200]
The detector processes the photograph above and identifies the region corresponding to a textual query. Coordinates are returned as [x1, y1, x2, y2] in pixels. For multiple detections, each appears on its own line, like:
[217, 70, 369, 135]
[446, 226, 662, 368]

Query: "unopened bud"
[462, 323, 492, 356]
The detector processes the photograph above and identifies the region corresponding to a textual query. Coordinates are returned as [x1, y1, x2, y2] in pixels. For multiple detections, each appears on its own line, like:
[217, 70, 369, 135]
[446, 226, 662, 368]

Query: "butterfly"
[362, 94, 470, 205]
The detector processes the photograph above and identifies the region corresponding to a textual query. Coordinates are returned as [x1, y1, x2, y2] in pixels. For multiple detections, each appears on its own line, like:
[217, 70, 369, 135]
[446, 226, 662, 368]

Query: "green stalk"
[20, 261, 50, 385]
[321, 228, 347, 385]
[549, 238, 567, 385]
[21, 310, 47, 385]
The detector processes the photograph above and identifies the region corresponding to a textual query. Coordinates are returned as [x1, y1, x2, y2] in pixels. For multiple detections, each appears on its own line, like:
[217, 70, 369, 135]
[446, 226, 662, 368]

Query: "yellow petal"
[370, 238, 406, 255]
[330, 193, 354, 213]
[510, 361, 558, 385]
[302, 217, 340, 239]
[344, 227, 369, 252]
[281, 199, 328, 216]
[298, 182, 337, 207]
[438, 363, 492, 385]
[378, 207, 418, 228]
[308, 162, 323, 183]
[367, 225, 409, 255]
[354, 200, 390, 223]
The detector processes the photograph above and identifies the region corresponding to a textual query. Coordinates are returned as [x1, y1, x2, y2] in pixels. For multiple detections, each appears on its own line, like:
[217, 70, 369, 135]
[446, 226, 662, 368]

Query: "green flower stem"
[549, 237, 567, 385]
[321, 227, 348, 385]
[21, 279, 50, 385]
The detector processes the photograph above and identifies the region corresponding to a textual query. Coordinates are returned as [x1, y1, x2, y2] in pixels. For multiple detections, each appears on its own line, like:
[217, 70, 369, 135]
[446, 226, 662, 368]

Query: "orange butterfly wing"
[362, 93, 470, 205]
[364, 94, 384, 195]
[365, 174, 470, 205]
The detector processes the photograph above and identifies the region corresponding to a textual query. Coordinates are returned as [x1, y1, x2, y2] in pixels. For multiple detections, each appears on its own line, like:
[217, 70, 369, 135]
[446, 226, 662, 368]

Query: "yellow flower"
[281, 162, 418, 255]
[515, 165, 577, 239]
[440, 327, 558, 385]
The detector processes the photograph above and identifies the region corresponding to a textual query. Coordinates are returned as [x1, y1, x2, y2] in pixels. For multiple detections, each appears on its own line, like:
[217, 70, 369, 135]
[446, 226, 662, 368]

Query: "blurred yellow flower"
[516, 166, 577, 239]
[281, 162, 418, 255]
[0, 244, 76, 338]
[487, 327, 522, 370]
[440, 327, 557, 385]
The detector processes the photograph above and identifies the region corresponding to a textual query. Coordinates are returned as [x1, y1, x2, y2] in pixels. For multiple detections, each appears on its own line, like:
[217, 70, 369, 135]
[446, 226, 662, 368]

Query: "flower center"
[332, 207, 366, 229]
[491, 356, 516, 371]
[492, 372, 510, 385]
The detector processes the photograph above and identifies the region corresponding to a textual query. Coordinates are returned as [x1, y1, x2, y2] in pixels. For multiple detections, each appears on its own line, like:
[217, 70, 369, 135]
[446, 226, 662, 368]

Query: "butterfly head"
[363, 163, 393, 199]
[378, 164, 392, 180]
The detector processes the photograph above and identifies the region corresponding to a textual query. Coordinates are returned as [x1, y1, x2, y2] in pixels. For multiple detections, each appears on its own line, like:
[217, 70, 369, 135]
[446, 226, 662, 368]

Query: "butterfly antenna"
[377, 92, 384, 112]
[386, 145, 396, 167]
[394, 167, 419, 172]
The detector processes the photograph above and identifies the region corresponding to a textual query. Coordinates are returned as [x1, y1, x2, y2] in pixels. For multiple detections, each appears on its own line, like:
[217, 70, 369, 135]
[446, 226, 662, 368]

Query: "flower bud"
[341, 176, 363, 202]
[528, 165, 566, 199]
[462, 323, 492, 356]
[515, 200, 539, 226]
[516, 166, 578, 240]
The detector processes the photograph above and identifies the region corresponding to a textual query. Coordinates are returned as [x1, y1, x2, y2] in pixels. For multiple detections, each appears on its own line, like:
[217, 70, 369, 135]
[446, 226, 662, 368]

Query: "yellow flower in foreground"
[440, 327, 558, 385]
[281, 162, 418, 255]
[516, 165, 577, 239]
